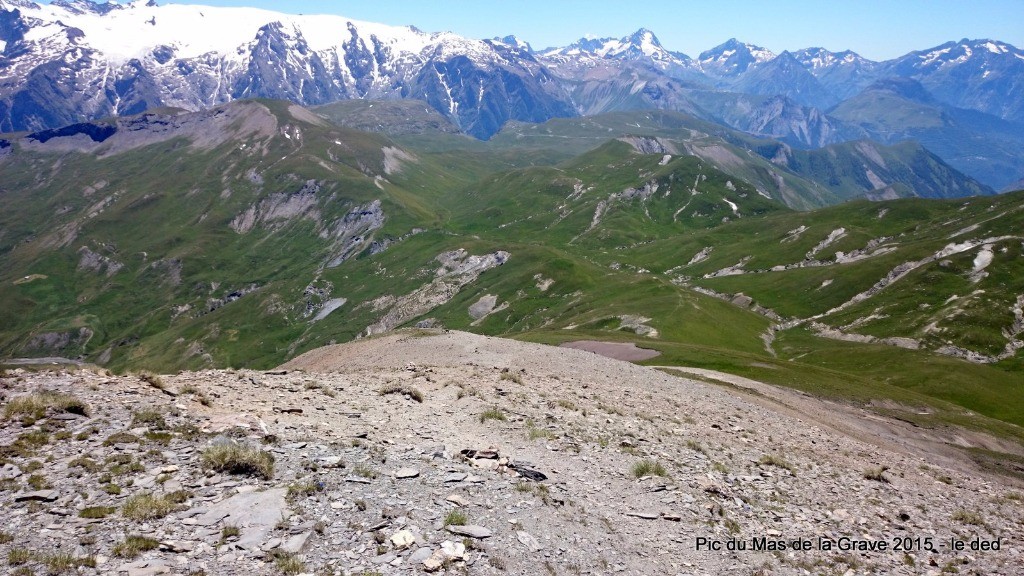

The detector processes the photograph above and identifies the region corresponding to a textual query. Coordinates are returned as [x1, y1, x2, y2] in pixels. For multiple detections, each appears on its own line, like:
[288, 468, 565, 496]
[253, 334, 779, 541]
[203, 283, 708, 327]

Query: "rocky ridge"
[0, 330, 1020, 575]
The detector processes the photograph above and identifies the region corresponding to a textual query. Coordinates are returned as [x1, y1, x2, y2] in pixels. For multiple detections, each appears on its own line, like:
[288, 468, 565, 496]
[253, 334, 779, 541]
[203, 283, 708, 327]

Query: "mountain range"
[1, 0, 1023, 189]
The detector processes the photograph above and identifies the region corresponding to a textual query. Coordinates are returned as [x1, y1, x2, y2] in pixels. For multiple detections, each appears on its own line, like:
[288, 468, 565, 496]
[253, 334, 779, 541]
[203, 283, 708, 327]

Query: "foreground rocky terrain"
[0, 330, 1020, 575]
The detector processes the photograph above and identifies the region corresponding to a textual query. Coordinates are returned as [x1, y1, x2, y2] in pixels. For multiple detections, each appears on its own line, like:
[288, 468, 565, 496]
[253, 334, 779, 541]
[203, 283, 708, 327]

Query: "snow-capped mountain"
[791, 47, 879, 99]
[697, 38, 776, 78]
[883, 39, 1024, 123]
[733, 51, 837, 109]
[0, 0, 573, 137]
[0, 0, 1022, 186]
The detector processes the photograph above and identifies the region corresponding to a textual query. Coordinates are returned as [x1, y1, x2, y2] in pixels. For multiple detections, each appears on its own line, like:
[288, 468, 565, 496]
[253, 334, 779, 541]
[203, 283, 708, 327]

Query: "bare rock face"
[0, 330, 1020, 575]
[363, 249, 509, 336]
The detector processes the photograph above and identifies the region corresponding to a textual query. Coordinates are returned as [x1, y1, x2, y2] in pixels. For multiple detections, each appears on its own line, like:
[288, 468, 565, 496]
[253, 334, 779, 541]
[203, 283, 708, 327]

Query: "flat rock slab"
[15, 490, 58, 502]
[195, 487, 287, 549]
[516, 530, 543, 551]
[394, 468, 420, 479]
[446, 525, 492, 539]
[626, 511, 660, 520]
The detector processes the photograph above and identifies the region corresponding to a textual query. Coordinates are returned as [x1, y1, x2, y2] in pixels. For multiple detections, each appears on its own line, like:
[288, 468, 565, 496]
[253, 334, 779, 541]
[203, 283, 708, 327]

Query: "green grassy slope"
[0, 99, 1020, 442]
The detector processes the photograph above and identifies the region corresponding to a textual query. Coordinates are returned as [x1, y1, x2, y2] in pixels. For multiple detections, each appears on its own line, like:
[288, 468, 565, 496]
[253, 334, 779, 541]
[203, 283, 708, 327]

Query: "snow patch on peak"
[983, 41, 1007, 54]
[9, 1, 437, 64]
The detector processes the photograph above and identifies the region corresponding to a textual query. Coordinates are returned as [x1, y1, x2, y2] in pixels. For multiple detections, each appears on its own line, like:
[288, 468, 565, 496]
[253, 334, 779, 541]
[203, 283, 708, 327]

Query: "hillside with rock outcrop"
[0, 331, 1020, 575]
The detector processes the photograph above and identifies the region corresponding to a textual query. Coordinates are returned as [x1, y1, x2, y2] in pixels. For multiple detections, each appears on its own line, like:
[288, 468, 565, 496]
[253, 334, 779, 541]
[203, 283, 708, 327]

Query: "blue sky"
[58, 1, 1024, 60]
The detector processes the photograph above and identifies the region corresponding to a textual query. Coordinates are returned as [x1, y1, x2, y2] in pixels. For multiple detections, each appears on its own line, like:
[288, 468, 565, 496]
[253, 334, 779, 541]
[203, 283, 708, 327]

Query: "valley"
[0, 99, 1019, 458]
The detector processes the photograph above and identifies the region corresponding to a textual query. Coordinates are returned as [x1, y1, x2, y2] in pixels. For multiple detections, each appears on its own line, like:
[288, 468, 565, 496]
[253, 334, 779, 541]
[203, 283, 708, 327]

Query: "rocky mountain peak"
[698, 38, 776, 76]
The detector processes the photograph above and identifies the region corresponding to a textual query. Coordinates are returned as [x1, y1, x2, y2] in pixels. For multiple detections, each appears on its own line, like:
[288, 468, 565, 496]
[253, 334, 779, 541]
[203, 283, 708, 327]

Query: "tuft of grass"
[685, 440, 706, 454]
[758, 454, 795, 474]
[379, 382, 424, 403]
[8, 548, 31, 566]
[951, 509, 985, 526]
[0, 531, 12, 544]
[480, 406, 507, 423]
[27, 473, 51, 490]
[112, 535, 160, 558]
[526, 421, 555, 441]
[137, 371, 165, 390]
[863, 466, 890, 483]
[632, 460, 669, 478]
[103, 483, 122, 495]
[287, 480, 324, 500]
[500, 371, 523, 384]
[443, 509, 468, 527]
[555, 399, 577, 411]
[103, 432, 141, 446]
[78, 506, 117, 519]
[144, 431, 173, 445]
[200, 444, 275, 479]
[273, 551, 306, 576]
[122, 493, 178, 521]
[220, 525, 240, 545]
[40, 551, 96, 572]
[130, 409, 167, 430]
[3, 390, 89, 422]
[69, 457, 101, 473]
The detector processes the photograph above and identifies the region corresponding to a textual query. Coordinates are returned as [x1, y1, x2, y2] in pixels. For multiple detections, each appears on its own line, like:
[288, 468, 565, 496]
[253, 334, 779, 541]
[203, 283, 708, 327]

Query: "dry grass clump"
[632, 460, 669, 478]
[952, 509, 985, 525]
[379, 382, 424, 403]
[273, 551, 306, 575]
[178, 384, 212, 406]
[479, 406, 507, 423]
[112, 535, 160, 558]
[200, 444, 275, 479]
[863, 466, 890, 483]
[130, 409, 167, 429]
[3, 390, 89, 422]
[78, 506, 117, 519]
[122, 493, 178, 521]
[758, 454, 795, 474]
[137, 371, 165, 389]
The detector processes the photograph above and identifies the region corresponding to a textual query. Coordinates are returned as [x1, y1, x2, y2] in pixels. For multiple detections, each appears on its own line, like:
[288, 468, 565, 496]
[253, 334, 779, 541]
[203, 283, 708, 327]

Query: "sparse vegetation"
[273, 551, 306, 575]
[685, 440, 706, 454]
[287, 480, 324, 500]
[112, 535, 160, 558]
[102, 432, 141, 446]
[759, 454, 795, 474]
[863, 466, 890, 482]
[137, 371, 165, 390]
[200, 444, 275, 479]
[131, 409, 167, 429]
[78, 506, 117, 519]
[352, 464, 378, 479]
[379, 382, 424, 403]
[8, 547, 31, 566]
[500, 370, 523, 384]
[122, 493, 178, 520]
[632, 460, 668, 478]
[26, 473, 51, 490]
[220, 525, 240, 544]
[480, 406, 507, 423]
[3, 390, 88, 422]
[444, 509, 468, 526]
[952, 509, 985, 525]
